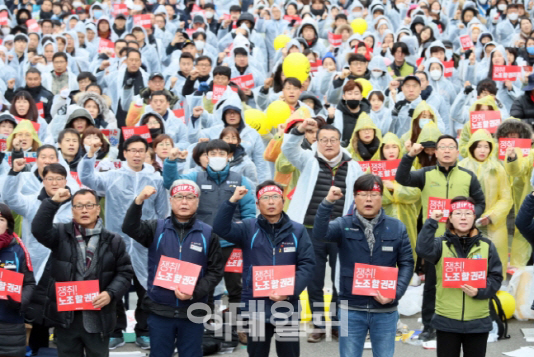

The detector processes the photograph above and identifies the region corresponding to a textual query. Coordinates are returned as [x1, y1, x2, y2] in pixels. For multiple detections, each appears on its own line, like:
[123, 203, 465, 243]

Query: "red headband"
[171, 184, 199, 197]
[451, 201, 475, 213]
[257, 185, 283, 199]
[357, 183, 382, 193]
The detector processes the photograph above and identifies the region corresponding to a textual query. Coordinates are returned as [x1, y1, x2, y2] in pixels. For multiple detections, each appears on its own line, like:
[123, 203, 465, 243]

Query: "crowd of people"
[1, 0, 534, 357]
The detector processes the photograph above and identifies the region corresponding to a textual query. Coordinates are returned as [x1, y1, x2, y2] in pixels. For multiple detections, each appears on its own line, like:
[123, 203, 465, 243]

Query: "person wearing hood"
[199, 94, 271, 182]
[79, 135, 169, 350]
[387, 42, 416, 78]
[347, 112, 382, 162]
[368, 56, 393, 92]
[423, 60, 455, 134]
[510, 73, 534, 129]
[0, 113, 17, 139]
[9, 34, 30, 80]
[367, 90, 392, 134]
[498, 119, 534, 271]
[77, 91, 118, 130]
[299, 91, 326, 117]
[416, 196, 502, 357]
[51, 106, 95, 142]
[496, 4, 521, 47]
[130, 26, 162, 74]
[328, 54, 371, 105]
[458, 129, 512, 278]
[447, 3, 479, 41]
[220, 126, 258, 186]
[296, 19, 327, 58]
[255, 4, 291, 67]
[331, 80, 371, 147]
[400, 101, 440, 155]
[57, 128, 84, 173]
[415, 70, 451, 130]
[62, 30, 90, 72]
[229, 45, 266, 103]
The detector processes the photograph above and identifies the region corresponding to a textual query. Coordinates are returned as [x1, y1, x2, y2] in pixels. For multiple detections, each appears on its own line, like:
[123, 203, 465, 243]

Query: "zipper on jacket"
[461, 292, 466, 322]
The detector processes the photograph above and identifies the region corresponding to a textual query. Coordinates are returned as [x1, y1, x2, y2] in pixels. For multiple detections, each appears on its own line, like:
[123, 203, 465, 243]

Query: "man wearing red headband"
[213, 180, 315, 357]
[122, 179, 224, 357]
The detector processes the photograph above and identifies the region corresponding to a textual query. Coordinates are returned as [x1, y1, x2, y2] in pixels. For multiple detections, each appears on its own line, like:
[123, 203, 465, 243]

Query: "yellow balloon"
[355, 78, 373, 98]
[282, 52, 311, 83]
[244, 109, 270, 135]
[273, 34, 291, 51]
[494, 291, 516, 320]
[267, 100, 292, 128]
[351, 18, 368, 35]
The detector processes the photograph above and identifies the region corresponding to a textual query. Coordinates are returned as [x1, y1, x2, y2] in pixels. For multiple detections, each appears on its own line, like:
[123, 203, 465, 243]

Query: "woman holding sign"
[416, 196, 503, 357]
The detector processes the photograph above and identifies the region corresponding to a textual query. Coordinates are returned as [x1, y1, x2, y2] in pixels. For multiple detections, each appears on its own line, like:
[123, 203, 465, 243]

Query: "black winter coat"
[30, 198, 133, 332]
[510, 94, 534, 129]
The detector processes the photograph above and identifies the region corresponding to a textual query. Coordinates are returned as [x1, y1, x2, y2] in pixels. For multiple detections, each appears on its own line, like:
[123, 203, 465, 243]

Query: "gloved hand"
[5, 296, 21, 311]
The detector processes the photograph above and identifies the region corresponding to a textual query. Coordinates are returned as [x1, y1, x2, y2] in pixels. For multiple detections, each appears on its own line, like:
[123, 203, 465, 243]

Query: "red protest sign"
[358, 161, 371, 173]
[122, 125, 152, 143]
[284, 15, 302, 24]
[459, 35, 474, 51]
[185, 28, 196, 38]
[98, 38, 115, 57]
[0, 268, 24, 302]
[222, 13, 231, 21]
[7, 152, 37, 165]
[252, 265, 295, 297]
[36, 102, 44, 118]
[55, 280, 100, 311]
[14, 117, 40, 133]
[442, 258, 487, 289]
[133, 14, 152, 29]
[470, 111, 501, 133]
[112, 4, 129, 17]
[498, 138, 531, 160]
[231, 73, 255, 90]
[310, 59, 322, 73]
[26, 19, 40, 33]
[0, 12, 8, 26]
[368, 159, 401, 180]
[100, 129, 121, 147]
[212, 84, 226, 104]
[492, 65, 521, 81]
[523, 66, 533, 73]
[428, 197, 452, 223]
[328, 32, 342, 47]
[0, 139, 6, 151]
[153, 255, 202, 296]
[225, 249, 243, 273]
[352, 263, 398, 299]
[192, 4, 202, 12]
[70, 171, 81, 187]
[416, 57, 424, 67]
[442, 60, 454, 78]
[173, 109, 185, 124]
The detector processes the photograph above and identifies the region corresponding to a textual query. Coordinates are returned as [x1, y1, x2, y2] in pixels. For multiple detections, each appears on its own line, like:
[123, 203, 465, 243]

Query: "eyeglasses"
[126, 149, 146, 155]
[53, 60, 66, 64]
[172, 194, 198, 201]
[356, 192, 382, 198]
[73, 203, 98, 210]
[319, 138, 340, 144]
[258, 194, 283, 201]
[437, 145, 457, 151]
[44, 177, 66, 182]
[451, 212, 475, 218]
[156, 141, 173, 148]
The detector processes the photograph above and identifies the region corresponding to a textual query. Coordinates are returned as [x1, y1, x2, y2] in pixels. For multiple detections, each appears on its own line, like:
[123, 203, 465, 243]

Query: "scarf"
[357, 137, 380, 161]
[0, 232, 13, 250]
[74, 219, 103, 272]
[530, 91, 534, 103]
[317, 149, 343, 168]
[354, 210, 381, 252]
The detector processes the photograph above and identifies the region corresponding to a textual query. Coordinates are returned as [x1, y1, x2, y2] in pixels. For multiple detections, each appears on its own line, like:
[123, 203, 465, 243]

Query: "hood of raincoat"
[416, 120, 441, 146]
[469, 95, 499, 113]
[425, 57, 445, 80]
[409, 100, 439, 136]
[379, 132, 403, 160]
[77, 92, 110, 117]
[495, 117, 533, 140]
[368, 55, 387, 73]
[7, 119, 41, 149]
[395, 27, 412, 41]
[299, 91, 323, 114]
[348, 111, 383, 158]
[65, 105, 96, 128]
[467, 128, 495, 163]
[284, 38, 302, 53]
[490, 45, 508, 65]
[297, 19, 320, 47]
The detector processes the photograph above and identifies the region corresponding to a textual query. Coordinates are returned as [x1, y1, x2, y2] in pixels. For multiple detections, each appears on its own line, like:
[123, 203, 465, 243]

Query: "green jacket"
[387, 61, 416, 78]
[417, 219, 503, 333]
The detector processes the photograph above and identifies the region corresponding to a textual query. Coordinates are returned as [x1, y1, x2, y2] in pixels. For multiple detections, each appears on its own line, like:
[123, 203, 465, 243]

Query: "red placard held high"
[427, 197, 452, 223]
[153, 255, 202, 296]
[459, 35, 474, 51]
[122, 125, 152, 143]
[470, 111, 501, 133]
[225, 249, 243, 273]
[231, 74, 255, 90]
[492, 65, 521, 81]
[498, 138, 531, 160]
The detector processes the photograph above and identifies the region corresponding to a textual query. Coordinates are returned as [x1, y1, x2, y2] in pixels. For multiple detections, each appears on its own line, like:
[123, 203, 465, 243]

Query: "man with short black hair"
[327, 54, 371, 104]
[182, 55, 213, 96]
[388, 42, 416, 78]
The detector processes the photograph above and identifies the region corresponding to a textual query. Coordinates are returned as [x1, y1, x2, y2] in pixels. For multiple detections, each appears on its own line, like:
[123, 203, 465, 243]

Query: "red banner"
[442, 258, 487, 289]
[122, 125, 152, 143]
[523, 66, 533, 73]
[310, 59, 322, 73]
[70, 171, 81, 187]
[357, 159, 400, 180]
[112, 4, 129, 17]
[459, 35, 474, 51]
[327, 32, 342, 47]
[26, 19, 40, 33]
[55, 280, 100, 311]
[7, 152, 37, 166]
[173, 109, 185, 124]
[416, 57, 424, 67]
[352, 263, 398, 299]
[498, 138, 531, 160]
[284, 15, 302, 24]
[94, 160, 122, 170]
[492, 65, 521, 81]
[442, 60, 454, 78]
[224, 249, 243, 273]
[212, 84, 226, 104]
[427, 197, 452, 222]
[0, 268, 24, 302]
[252, 265, 295, 297]
[36, 102, 44, 118]
[153, 255, 202, 296]
[133, 14, 152, 29]
[0, 139, 6, 152]
[0, 12, 8, 26]
[185, 28, 196, 38]
[231, 73, 255, 90]
[99, 129, 121, 147]
[470, 111, 501, 133]
[98, 38, 115, 57]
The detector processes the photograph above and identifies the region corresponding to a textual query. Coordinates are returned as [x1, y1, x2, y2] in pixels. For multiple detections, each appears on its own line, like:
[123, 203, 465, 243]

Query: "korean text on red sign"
[442, 60, 454, 78]
[459, 35, 474, 51]
[492, 65, 521, 81]
[352, 263, 398, 299]
[328, 32, 342, 47]
[470, 111, 501, 133]
[225, 249, 243, 273]
[133, 14, 151, 29]
[252, 265, 295, 297]
[231, 74, 255, 90]
[55, 280, 100, 311]
[0, 268, 24, 302]
[428, 197, 452, 223]
[358, 159, 400, 180]
[442, 258, 487, 289]
[498, 138, 531, 160]
[153, 255, 202, 296]
[122, 125, 152, 143]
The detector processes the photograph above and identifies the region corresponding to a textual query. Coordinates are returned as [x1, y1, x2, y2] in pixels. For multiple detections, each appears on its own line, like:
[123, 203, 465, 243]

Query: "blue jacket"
[313, 201, 414, 310]
[213, 200, 315, 319]
[514, 192, 534, 311]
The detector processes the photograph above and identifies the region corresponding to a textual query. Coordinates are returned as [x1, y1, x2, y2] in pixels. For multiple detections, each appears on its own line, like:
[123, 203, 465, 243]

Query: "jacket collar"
[350, 208, 386, 229]
[257, 212, 294, 245]
[206, 164, 230, 184]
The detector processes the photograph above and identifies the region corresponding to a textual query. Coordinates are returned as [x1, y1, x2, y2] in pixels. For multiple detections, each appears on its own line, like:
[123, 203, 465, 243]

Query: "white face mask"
[84, 144, 91, 153]
[353, 11, 363, 18]
[371, 71, 382, 78]
[431, 9, 440, 14]
[1, 28, 9, 36]
[479, 0, 487, 4]
[445, 49, 453, 59]
[208, 157, 227, 171]
[205, 11, 214, 19]
[419, 118, 432, 128]
[195, 41, 205, 51]
[508, 13, 519, 21]
[497, 4, 507, 11]
[430, 69, 442, 80]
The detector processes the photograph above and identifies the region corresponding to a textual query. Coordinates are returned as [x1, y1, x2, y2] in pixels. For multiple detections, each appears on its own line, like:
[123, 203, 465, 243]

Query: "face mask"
[497, 4, 506, 11]
[446, 49, 453, 59]
[1, 28, 9, 36]
[84, 144, 91, 153]
[353, 11, 363, 18]
[195, 41, 205, 51]
[346, 99, 360, 109]
[431, 9, 440, 14]
[508, 13, 518, 21]
[297, 3, 303, 11]
[527, 47, 534, 55]
[430, 69, 442, 80]
[311, 8, 325, 16]
[18, 17, 28, 25]
[419, 118, 432, 128]
[208, 156, 227, 171]
[479, 0, 487, 4]
[228, 143, 237, 153]
[149, 128, 162, 139]
[371, 71, 382, 78]
[93, 10, 103, 19]
[205, 11, 214, 19]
